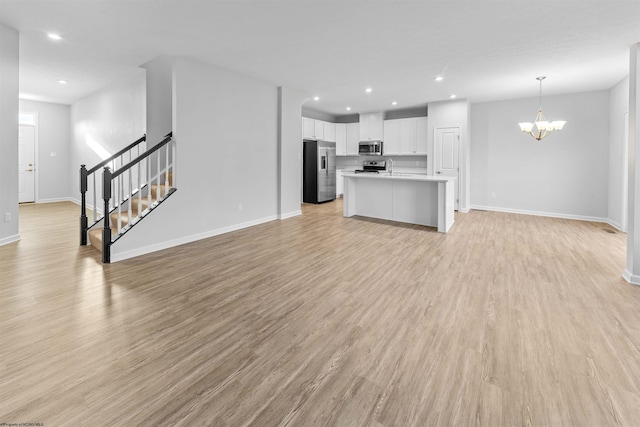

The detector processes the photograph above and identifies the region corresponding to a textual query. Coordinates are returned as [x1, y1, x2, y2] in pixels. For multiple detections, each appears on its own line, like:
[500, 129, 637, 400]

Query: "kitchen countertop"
[342, 172, 454, 183]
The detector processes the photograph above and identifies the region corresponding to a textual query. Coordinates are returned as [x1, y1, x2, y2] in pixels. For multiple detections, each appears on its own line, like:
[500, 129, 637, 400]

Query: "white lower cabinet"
[337, 170, 344, 196]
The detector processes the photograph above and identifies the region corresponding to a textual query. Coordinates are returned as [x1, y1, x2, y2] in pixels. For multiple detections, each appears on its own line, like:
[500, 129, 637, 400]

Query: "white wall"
[470, 90, 610, 220]
[608, 77, 630, 231]
[112, 57, 280, 260]
[0, 23, 19, 245]
[69, 69, 146, 204]
[142, 56, 174, 146]
[19, 100, 71, 202]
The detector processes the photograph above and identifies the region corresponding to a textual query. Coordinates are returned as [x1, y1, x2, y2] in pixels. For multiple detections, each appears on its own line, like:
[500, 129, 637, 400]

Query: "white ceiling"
[1, 0, 639, 115]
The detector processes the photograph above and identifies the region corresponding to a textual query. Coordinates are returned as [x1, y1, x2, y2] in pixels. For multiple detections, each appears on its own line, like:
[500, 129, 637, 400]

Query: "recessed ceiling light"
[435, 76, 444, 82]
[48, 33, 62, 40]
[346, 107, 351, 111]
[58, 80, 68, 85]
[450, 94, 457, 99]
[313, 96, 319, 101]
[365, 88, 372, 93]
[392, 101, 397, 105]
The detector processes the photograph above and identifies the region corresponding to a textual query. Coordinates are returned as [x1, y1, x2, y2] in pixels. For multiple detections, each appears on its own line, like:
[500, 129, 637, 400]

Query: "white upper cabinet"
[416, 116, 428, 155]
[301, 117, 338, 142]
[314, 120, 325, 140]
[323, 121, 336, 142]
[335, 123, 347, 155]
[359, 112, 384, 141]
[400, 118, 418, 154]
[346, 123, 359, 155]
[302, 117, 315, 139]
[383, 119, 400, 155]
[383, 116, 428, 155]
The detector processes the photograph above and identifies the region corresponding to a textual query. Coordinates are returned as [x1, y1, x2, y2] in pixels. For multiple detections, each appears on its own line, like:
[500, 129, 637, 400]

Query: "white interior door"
[435, 126, 460, 210]
[19, 125, 36, 203]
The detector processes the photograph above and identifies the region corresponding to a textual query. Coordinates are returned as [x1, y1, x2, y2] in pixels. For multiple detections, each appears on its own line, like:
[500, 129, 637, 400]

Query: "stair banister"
[102, 166, 112, 264]
[80, 165, 88, 245]
[98, 132, 175, 262]
[79, 134, 147, 245]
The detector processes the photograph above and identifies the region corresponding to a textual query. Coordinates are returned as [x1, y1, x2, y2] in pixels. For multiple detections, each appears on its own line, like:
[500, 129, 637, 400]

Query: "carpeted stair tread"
[87, 226, 116, 252]
[150, 183, 173, 199]
[86, 174, 175, 254]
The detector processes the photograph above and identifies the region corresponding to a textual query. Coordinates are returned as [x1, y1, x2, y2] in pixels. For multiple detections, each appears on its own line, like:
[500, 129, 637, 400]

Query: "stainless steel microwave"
[358, 140, 383, 156]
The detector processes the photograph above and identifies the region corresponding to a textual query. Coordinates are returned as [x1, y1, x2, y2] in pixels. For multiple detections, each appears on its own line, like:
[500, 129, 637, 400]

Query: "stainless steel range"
[355, 160, 386, 174]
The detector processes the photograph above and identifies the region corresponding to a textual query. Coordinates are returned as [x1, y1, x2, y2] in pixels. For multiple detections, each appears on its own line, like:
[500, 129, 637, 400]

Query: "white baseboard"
[68, 197, 104, 215]
[111, 214, 279, 263]
[607, 219, 626, 232]
[0, 234, 20, 246]
[622, 270, 640, 286]
[468, 205, 608, 224]
[279, 210, 302, 220]
[38, 197, 75, 204]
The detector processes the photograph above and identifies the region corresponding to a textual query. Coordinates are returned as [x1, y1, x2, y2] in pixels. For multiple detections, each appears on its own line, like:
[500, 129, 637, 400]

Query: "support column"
[0, 23, 19, 246]
[277, 87, 309, 219]
[624, 43, 640, 284]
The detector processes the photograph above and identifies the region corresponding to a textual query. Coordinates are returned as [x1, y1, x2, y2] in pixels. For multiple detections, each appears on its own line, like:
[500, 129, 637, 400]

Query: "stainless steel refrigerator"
[303, 139, 336, 204]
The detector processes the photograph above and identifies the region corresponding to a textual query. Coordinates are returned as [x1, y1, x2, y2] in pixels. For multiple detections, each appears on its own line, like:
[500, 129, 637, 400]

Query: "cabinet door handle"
[436, 171, 441, 174]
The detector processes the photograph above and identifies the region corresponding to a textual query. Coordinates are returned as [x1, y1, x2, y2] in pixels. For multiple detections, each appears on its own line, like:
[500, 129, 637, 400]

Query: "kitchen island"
[343, 173, 455, 232]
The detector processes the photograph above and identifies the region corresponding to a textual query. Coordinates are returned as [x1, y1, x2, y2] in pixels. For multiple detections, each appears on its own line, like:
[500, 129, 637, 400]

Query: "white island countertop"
[342, 172, 455, 232]
[341, 172, 453, 183]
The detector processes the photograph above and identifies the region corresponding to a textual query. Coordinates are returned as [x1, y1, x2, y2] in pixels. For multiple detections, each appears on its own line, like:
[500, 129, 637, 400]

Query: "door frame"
[434, 125, 462, 211]
[18, 112, 39, 203]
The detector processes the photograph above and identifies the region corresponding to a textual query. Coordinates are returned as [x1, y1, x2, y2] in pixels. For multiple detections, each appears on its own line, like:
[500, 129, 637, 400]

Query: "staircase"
[80, 132, 177, 263]
[87, 172, 173, 253]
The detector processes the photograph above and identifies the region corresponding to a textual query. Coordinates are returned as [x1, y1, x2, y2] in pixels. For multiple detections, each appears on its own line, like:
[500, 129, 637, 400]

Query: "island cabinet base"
[343, 175, 454, 233]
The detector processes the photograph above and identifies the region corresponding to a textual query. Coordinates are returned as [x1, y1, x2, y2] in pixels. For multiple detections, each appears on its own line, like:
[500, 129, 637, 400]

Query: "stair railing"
[80, 134, 146, 245]
[100, 132, 176, 263]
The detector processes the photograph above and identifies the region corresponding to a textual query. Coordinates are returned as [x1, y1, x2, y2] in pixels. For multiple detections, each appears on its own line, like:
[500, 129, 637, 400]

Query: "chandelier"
[518, 76, 566, 140]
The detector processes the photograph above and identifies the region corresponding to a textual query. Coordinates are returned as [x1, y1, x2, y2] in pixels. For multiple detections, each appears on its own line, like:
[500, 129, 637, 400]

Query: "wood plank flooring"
[1, 200, 638, 426]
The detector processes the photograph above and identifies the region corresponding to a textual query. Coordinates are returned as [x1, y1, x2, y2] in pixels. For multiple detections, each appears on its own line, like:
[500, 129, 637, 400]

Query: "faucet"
[388, 158, 394, 176]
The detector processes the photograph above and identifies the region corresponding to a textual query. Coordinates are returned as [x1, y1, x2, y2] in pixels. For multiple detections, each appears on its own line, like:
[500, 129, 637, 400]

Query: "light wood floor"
[1, 200, 638, 426]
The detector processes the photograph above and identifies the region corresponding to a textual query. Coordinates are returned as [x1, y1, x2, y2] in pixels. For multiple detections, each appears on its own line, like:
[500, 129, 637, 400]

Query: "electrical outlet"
[50, 152, 57, 157]
[491, 192, 496, 199]
[238, 203, 243, 212]
[4, 213, 11, 222]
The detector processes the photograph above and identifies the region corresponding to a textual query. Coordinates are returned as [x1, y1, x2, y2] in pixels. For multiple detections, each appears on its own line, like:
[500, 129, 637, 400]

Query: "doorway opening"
[18, 112, 37, 204]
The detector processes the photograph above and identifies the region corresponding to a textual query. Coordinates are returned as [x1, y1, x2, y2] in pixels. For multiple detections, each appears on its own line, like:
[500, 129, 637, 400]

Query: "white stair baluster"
[128, 169, 133, 225]
[165, 144, 170, 196]
[118, 175, 122, 232]
[147, 157, 152, 207]
[92, 173, 97, 222]
[156, 152, 161, 199]
[137, 161, 142, 219]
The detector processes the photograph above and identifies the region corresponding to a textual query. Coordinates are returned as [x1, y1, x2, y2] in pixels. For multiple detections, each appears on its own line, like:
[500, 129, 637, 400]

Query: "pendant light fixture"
[518, 76, 566, 140]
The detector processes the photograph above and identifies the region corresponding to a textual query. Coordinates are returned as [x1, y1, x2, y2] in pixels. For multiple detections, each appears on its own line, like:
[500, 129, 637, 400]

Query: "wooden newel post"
[80, 165, 88, 245]
[102, 166, 112, 263]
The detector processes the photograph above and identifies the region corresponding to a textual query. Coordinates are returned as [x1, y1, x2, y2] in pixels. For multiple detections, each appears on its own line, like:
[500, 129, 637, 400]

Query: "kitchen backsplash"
[336, 155, 427, 172]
